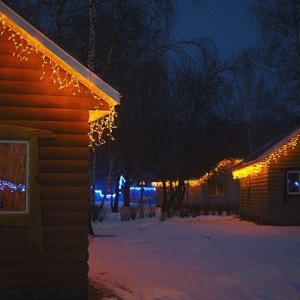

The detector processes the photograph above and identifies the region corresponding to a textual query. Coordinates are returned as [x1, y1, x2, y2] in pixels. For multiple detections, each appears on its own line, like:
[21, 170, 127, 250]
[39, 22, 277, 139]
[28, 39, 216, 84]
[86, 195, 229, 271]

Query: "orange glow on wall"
[0, 11, 120, 107]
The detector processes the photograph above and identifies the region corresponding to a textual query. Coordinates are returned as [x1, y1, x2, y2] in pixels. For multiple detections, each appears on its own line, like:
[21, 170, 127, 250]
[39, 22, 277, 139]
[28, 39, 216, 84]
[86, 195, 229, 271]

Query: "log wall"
[0, 26, 102, 299]
[239, 143, 300, 225]
[239, 166, 269, 223]
[267, 144, 300, 224]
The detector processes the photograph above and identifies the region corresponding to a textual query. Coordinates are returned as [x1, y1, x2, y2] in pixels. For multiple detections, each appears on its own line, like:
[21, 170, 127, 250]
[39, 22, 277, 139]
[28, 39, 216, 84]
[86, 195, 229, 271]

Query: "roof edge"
[0, 2, 121, 107]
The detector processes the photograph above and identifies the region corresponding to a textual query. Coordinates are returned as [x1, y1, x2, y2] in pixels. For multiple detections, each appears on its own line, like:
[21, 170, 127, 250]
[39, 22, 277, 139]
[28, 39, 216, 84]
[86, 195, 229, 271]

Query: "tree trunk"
[123, 179, 131, 207]
[88, 0, 96, 71]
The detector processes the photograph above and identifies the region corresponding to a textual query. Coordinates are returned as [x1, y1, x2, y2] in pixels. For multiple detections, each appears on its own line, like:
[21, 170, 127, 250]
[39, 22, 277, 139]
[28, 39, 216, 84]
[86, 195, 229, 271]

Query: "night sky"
[174, 0, 258, 59]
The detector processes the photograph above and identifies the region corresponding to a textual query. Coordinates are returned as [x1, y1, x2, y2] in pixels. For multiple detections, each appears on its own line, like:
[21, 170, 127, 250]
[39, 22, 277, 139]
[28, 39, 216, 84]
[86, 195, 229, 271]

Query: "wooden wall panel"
[267, 145, 300, 223]
[0, 276, 88, 290]
[41, 199, 88, 212]
[239, 166, 268, 220]
[0, 239, 30, 252]
[43, 237, 89, 251]
[39, 134, 89, 147]
[43, 225, 89, 238]
[0, 107, 88, 122]
[0, 35, 41, 53]
[0, 120, 89, 134]
[42, 212, 89, 226]
[0, 263, 88, 279]
[0, 93, 106, 110]
[40, 186, 88, 199]
[0, 250, 88, 266]
[39, 147, 89, 160]
[39, 160, 89, 173]
[0, 80, 72, 96]
[0, 53, 41, 69]
[37, 173, 89, 186]
[0, 226, 28, 239]
[0, 65, 46, 81]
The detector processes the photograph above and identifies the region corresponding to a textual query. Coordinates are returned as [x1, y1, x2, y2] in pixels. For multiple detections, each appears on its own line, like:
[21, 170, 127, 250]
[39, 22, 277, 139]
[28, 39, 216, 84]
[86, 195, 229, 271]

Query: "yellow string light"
[152, 158, 242, 187]
[232, 134, 300, 179]
[88, 106, 117, 150]
[0, 13, 117, 148]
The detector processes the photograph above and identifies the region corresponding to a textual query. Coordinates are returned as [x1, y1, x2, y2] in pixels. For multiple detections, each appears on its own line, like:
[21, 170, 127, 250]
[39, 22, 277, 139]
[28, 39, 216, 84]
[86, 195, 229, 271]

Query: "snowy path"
[88, 214, 300, 300]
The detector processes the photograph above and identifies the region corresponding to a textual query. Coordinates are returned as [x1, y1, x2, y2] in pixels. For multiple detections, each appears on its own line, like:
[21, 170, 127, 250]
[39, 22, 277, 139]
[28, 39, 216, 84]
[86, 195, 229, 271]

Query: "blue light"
[0, 179, 26, 192]
[130, 187, 156, 192]
[95, 189, 116, 199]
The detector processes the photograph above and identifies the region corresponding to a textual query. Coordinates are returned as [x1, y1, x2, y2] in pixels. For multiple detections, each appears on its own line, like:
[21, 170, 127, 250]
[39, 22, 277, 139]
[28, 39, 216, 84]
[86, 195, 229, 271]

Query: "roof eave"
[0, 2, 121, 107]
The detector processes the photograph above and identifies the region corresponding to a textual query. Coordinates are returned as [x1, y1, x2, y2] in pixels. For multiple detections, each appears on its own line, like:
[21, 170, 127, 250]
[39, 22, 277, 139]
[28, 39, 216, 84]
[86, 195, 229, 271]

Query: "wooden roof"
[0, 2, 120, 108]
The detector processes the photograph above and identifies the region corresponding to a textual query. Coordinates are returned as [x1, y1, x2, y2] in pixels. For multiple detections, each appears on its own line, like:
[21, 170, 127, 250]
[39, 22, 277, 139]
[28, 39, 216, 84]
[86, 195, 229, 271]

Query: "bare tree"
[251, 0, 300, 115]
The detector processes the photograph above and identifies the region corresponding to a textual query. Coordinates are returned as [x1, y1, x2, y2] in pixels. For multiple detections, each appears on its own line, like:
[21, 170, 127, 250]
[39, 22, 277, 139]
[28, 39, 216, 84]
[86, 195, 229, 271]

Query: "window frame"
[0, 125, 55, 252]
[210, 184, 224, 197]
[287, 171, 300, 195]
[0, 139, 29, 214]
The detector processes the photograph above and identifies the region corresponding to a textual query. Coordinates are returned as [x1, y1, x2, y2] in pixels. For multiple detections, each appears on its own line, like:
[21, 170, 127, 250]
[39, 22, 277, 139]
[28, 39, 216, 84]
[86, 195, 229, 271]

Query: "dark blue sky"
[174, 0, 258, 59]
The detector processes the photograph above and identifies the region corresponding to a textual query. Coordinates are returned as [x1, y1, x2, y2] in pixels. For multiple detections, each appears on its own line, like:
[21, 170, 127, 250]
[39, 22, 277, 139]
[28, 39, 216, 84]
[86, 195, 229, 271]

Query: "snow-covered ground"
[88, 211, 300, 300]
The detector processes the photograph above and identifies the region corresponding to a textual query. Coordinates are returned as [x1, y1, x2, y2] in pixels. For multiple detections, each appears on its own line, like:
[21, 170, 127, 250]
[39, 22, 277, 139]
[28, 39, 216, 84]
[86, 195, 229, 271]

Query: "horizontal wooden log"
[0, 65, 45, 81]
[39, 146, 89, 160]
[37, 173, 89, 186]
[0, 53, 41, 69]
[39, 160, 89, 173]
[40, 186, 88, 199]
[0, 107, 88, 122]
[0, 80, 74, 97]
[0, 250, 88, 266]
[0, 120, 89, 134]
[39, 134, 89, 147]
[0, 226, 28, 240]
[41, 199, 89, 212]
[43, 237, 89, 251]
[0, 263, 88, 279]
[41, 212, 89, 226]
[43, 225, 89, 238]
[0, 239, 30, 252]
[0, 35, 43, 57]
[0, 61, 75, 83]
[0, 93, 107, 110]
[0, 276, 88, 290]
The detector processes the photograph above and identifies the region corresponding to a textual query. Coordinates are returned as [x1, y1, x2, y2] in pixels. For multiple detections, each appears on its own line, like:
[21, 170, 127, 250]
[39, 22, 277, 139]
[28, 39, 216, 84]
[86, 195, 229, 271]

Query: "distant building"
[233, 125, 300, 225]
[153, 158, 241, 211]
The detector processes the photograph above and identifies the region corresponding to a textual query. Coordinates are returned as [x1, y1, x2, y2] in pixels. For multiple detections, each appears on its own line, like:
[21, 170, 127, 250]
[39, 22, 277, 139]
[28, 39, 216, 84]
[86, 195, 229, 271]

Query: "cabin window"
[287, 171, 300, 195]
[0, 141, 28, 214]
[210, 184, 224, 197]
[0, 126, 54, 252]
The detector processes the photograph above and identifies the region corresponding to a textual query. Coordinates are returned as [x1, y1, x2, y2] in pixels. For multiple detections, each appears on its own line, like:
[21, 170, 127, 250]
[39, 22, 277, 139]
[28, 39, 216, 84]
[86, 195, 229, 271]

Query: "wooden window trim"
[0, 125, 55, 252]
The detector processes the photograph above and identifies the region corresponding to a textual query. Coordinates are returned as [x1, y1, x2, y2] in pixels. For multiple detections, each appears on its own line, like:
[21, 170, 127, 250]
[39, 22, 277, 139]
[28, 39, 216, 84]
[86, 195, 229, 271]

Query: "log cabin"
[233, 125, 300, 225]
[0, 2, 120, 299]
[153, 158, 240, 213]
[196, 158, 240, 212]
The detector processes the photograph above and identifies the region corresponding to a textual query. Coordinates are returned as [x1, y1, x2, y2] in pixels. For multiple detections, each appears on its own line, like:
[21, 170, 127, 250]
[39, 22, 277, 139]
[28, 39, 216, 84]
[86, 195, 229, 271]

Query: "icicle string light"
[0, 13, 117, 148]
[0, 16, 84, 97]
[153, 159, 241, 188]
[88, 106, 117, 150]
[233, 134, 300, 179]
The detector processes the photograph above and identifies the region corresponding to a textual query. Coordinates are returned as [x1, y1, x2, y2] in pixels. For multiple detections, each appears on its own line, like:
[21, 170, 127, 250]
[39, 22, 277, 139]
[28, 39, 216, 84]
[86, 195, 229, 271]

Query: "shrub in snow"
[89, 204, 107, 222]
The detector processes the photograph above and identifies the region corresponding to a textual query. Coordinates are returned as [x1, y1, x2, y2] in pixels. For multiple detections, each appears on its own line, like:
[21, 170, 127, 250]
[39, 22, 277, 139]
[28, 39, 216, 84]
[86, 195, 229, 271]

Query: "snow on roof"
[0, 2, 121, 107]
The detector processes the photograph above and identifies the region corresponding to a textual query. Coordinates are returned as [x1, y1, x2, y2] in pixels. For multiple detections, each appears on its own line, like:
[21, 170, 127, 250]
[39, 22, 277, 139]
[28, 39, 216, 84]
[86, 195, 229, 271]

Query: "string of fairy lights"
[88, 107, 117, 148]
[153, 132, 300, 186]
[232, 134, 300, 179]
[0, 13, 116, 150]
[152, 158, 242, 188]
